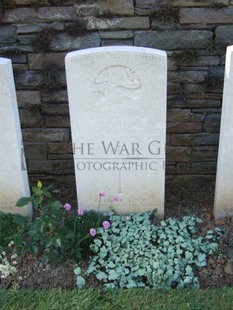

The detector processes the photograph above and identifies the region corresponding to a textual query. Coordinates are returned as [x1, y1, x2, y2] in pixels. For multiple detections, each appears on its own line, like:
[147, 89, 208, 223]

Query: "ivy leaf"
[108, 270, 119, 280]
[76, 276, 86, 289]
[16, 197, 31, 207]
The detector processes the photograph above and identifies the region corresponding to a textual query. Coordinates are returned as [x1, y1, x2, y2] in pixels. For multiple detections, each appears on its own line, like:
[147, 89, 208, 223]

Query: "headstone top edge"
[227, 45, 233, 53]
[0, 57, 11, 65]
[65, 46, 167, 61]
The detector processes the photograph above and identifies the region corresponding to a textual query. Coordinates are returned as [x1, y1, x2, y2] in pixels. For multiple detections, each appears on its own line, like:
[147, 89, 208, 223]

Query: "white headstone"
[0, 58, 31, 217]
[66, 46, 167, 217]
[214, 45, 233, 219]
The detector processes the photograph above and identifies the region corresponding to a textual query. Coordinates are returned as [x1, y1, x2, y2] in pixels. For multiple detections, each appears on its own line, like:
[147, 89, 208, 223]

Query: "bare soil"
[1, 184, 232, 290]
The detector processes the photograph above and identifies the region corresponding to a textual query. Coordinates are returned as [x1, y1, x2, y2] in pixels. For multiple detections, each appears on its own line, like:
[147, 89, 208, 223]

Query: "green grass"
[0, 288, 232, 310]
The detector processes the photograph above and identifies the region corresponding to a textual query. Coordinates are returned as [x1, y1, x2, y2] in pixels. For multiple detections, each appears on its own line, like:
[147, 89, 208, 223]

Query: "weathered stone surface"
[0, 45, 33, 53]
[41, 104, 69, 115]
[101, 40, 133, 46]
[13, 64, 28, 71]
[180, 8, 233, 24]
[6, 54, 27, 64]
[48, 143, 72, 154]
[15, 0, 47, 4]
[74, 2, 99, 17]
[41, 90, 68, 103]
[184, 84, 206, 94]
[97, 0, 134, 15]
[28, 53, 66, 70]
[167, 109, 191, 122]
[168, 71, 208, 83]
[24, 143, 47, 160]
[99, 30, 134, 39]
[45, 115, 71, 127]
[167, 83, 181, 95]
[17, 90, 41, 107]
[204, 114, 221, 132]
[22, 128, 70, 142]
[84, 17, 150, 30]
[167, 58, 177, 71]
[176, 56, 220, 67]
[167, 122, 202, 133]
[74, 0, 134, 16]
[27, 160, 74, 174]
[15, 71, 43, 88]
[191, 146, 218, 162]
[18, 34, 35, 45]
[171, 99, 221, 108]
[2, 7, 77, 23]
[176, 162, 216, 174]
[166, 146, 191, 162]
[134, 30, 212, 50]
[171, 133, 219, 146]
[166, 175, 215, 186]
[17, 22, 64, 34]
[191, 113, 205, 122]
[151, 21, 179, 31]
[0, 26, 17, 43]
[51, 33, 100, 51]
[136, 0, 229, 7]
[216, 26, 233, 46]
[135, 0, 155, 8]
[19, 108, 44, 127]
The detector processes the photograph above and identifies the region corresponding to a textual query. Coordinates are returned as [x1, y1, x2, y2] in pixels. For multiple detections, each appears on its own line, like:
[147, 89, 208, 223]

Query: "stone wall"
[0, 0, 232, 187]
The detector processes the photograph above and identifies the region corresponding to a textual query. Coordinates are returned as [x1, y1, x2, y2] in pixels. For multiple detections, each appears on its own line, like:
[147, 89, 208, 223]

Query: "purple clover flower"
[77, 208, 84, 216]
[114, 196, 119, 203]
[64, 203, 71, 211]
[90, 228, 97, 236]
[102, 221, 111, 229]
[99, 192, 106, 198]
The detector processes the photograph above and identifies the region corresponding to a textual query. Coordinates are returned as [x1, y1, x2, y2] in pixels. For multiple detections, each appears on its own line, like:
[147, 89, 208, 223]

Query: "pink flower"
[90, 228, 97, 237]
[64, 203, 71, 211]
[103, 221, 111, 229]
[114, 196, 119, 203]
[77, 208, 84, 216]
[99, 192, 105, 198]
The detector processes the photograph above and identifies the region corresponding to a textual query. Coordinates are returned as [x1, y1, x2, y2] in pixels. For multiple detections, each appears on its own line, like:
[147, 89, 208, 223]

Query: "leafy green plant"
[207, 38, 221, 55]
[86, 213, 223, 289]
[32, 28, 58, 53]
[16, 181, 108, 265]
[0, 212, 28, 251]
[0, 242, 18, 279]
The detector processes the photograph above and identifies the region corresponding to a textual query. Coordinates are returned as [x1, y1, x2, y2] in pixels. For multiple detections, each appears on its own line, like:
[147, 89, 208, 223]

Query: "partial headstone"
[66, 46, 167, 217]
[0, 58, 31, 216]
[214, 45, 233, 219]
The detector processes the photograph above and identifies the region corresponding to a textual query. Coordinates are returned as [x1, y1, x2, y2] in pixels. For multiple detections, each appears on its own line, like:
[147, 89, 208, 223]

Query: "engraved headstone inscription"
[66, 46, 167, 217]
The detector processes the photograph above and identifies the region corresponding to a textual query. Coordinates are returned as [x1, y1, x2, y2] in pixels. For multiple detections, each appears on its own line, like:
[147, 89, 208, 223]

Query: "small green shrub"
[32, 28, 58, 53]
[87, 213, 222, 289]
[0, 212, 28, 251]
[16, 181, 109, 265]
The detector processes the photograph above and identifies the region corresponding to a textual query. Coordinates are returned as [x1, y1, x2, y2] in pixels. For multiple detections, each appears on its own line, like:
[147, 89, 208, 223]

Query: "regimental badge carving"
[94, 65, 141, 90]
